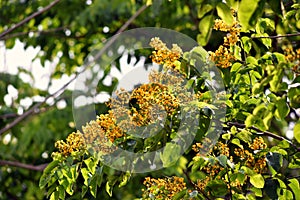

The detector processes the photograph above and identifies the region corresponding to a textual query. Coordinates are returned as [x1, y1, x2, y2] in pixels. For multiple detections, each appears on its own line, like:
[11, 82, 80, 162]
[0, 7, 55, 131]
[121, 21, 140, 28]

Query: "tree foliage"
[1, 0, 300, 199]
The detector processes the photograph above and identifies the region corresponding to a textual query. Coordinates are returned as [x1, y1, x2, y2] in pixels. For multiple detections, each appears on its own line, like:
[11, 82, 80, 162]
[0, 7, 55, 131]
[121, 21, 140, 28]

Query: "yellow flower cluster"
[249, 136, 267, 150]
[142, 176, 186, 200]
[54, 131, 86, 157]
[54, 111, 125, 157]
[284, 46, 300, 62]
[110, 68, 192, 133]
[110, 83, 180, 128]
[192, 136, 268, 193]
[284, 46, 300, 75]
[130, 83, 179, 126]
[82, 119, 117, 154]
[96, 111, 124, 142]
[233, 137, 267, 173]
[209, 16, 241, 68]
[149, 37, 183, 69]
[196, 176, 210, 191]
[214, 141, 230, 157]
[203, 162, 225, 177]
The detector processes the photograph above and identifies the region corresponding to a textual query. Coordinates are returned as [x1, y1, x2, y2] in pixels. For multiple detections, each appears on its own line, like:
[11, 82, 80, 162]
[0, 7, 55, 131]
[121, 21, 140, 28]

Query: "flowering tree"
[1, 0, 300, 199]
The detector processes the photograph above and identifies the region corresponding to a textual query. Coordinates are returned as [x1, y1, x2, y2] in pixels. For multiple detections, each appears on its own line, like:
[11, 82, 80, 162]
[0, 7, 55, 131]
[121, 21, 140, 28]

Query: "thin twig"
[251, 32, 300, 39]
[0, 4, 149, 136]
[0, 26, 67, 41]
[0, 160, 48, 171]
[0, 0, 61, 39]
[227, 122, 300, 151]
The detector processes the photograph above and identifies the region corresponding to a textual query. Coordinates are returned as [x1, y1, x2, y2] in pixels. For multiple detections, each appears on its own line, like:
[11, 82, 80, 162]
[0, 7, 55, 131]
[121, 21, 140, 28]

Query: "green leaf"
[242, 37, 252, 54]
[288, 87, 300, 108]
[81, 168, 90, 186]
[39, 174, 52, 189]
[161, 143, 181, 167]
[191, 157, 206, 172]
[191, 101, 217, 109]
[119, 172, 131, 188]
[241, 166, 254, 176]
[231, 62, 242, 73]
[105, 177, 118, 197]
[173, 189, 187, 200]
[275, 98, 290, 120]
[245, 114, 256, 127]
[288, 179, 300, 200]
[294, 121, 300, 144]
[217, 155, 227, 167]
[198, 4, 214, 19]
[190, 46, 209, 60]
[246, 56, 258, 65]
[238, 0, 260, 31]
[231, 138, 243, 149]
[216, 3, 234, 25]
[255, 18, 275, 34]
[50, 191, 59, 200]
[81, 185, 88, 198]
[84, 157, 97, 174]
[205, 180, 228, 196]
[89, 176, 98, 198]
[43, 160, 60, 174]
[58, 185, 65, 199]
[250, 174, 265, 188]
[236, 129, 252, 143]
[222, 133, 231, 140]
[197, 15, 214, 46]
[251, 187, 262, 197]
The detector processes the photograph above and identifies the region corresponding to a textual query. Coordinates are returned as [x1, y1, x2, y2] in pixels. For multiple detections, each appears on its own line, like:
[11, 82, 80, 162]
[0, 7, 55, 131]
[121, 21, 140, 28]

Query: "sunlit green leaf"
[238, 0, 260, 31]
[216, 3, 234, 25]
[294, 121, 300, 143]
[288, 179, 300, 200]
[250, 174, 264, 188]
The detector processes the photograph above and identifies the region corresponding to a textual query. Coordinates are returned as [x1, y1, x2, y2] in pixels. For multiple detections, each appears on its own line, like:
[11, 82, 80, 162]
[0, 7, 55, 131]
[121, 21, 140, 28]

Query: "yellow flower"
[209, 13, 241, 68]
[54, 131, 86, 157]
[149, 37, 183, 70]
[142, 176, 186, 199]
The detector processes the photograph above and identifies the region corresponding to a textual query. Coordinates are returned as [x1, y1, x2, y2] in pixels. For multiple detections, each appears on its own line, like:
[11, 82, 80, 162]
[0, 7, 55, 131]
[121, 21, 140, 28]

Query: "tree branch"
[0, 0, 61, 39]
[0, 160, 48, 171]
[251, 32, 300, 39]
[0, 113, 19, 120]
[227, 122, 300, 151]
[0, 26, 67, 41]
[0, 4, 149, 136]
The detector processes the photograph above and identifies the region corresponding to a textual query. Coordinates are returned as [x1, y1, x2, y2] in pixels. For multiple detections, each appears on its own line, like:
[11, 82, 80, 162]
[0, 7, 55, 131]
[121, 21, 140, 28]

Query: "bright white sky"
[0, 39, 149, 110]
[0, 39, 75, 92]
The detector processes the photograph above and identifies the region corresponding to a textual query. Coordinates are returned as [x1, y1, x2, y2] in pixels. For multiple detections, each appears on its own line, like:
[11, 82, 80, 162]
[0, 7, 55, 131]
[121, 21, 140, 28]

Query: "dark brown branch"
[0, 160, 48, 171]
[0, 26, 67, 41]
[227, 122, 300, 151]
[0, 0, 61, 39]
[251, 32, 300, 39]
[0, 4, 149, 136]
[0, 113, 18, 120]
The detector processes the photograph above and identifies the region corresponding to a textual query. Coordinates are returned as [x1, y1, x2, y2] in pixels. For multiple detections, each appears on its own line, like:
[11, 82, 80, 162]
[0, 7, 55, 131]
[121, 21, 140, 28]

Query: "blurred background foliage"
[0, 0, 300, 199]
